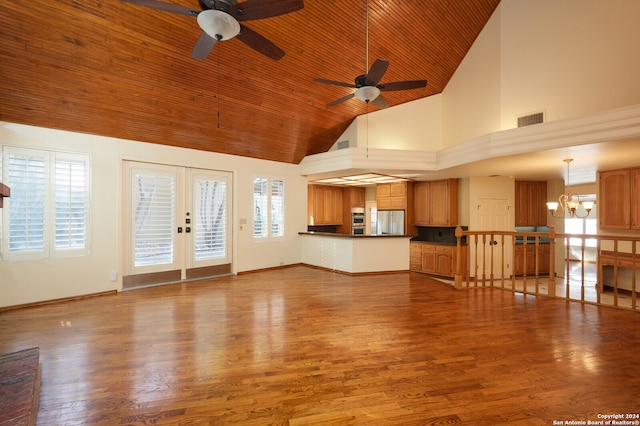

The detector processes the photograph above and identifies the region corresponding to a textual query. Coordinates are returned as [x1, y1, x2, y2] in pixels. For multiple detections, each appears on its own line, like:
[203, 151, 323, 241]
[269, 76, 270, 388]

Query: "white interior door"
[474, 198, 511, 278]
[123, 162, 232, 288]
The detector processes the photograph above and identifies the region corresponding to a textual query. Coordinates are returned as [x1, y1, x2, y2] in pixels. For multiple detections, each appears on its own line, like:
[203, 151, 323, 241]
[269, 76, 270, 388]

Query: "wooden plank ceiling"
[0, 0, 500, 164]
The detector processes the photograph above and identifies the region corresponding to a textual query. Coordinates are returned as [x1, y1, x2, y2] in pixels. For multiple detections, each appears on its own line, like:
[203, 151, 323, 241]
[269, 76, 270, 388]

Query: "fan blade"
[235, 25, 284, 60]
[229, 0, 304, 21]
[379, 80, 428, 91]
[192, 31, 218, 59]
[313, 78, 357, 88]
[120, 0, 199, 16]
[327, 93, 355, 107]
[365, 59, 389, 86]
[371, 94, 389, 109]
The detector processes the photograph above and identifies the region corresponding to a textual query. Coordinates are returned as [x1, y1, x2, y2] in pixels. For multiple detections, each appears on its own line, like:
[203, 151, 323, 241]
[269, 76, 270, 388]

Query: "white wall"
[442, 0, 640, 148]
[0, 122, 307, 308]
[499, 0, 640, 129]
[358, 95, 443, 151]
[442, 5, 502, 148]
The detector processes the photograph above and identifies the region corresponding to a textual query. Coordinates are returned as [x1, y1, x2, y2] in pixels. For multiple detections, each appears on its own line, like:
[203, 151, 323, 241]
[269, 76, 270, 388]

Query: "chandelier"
[547, 158, 595, 218]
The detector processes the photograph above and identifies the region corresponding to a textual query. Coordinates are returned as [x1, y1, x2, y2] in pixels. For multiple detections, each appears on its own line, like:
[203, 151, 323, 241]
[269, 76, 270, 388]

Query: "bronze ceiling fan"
[120, 0, 304, 60]
[313, 0, 427, 109]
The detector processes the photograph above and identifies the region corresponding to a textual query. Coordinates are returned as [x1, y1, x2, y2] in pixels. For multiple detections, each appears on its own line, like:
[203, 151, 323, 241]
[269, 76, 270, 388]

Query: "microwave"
[352, 215, 365, 225]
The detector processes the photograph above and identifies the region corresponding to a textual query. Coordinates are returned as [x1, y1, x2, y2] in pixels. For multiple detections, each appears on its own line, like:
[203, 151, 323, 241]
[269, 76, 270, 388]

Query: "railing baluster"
[580, 238, 586, 302]
[611, 243, 616, 306]
[548, 226, 556, 298]
[533, 235, 540, 295]
[596, 238, 602, 305]
[565, 236, 571, 299]
[632, 240, 637, 310]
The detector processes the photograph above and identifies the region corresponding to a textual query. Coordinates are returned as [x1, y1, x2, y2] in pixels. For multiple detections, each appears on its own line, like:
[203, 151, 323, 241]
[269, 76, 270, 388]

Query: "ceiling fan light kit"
[354, 86, 380, 103]
[197, 9, 240, 40]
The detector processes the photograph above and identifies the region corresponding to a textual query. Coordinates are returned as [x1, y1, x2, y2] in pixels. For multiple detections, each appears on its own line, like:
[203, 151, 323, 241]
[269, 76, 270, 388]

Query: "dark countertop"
[298, 232, 414, 238]
[410, 240, 461, 246]
[515, 241, 550, 245]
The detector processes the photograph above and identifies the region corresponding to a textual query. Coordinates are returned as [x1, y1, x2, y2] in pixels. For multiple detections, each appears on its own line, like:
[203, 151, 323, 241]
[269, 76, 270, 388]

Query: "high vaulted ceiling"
[0, 0, 500, 164]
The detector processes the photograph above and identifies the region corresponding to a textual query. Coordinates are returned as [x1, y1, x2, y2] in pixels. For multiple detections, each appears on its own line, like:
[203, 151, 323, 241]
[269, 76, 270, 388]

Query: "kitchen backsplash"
[414, 226, 467, 244]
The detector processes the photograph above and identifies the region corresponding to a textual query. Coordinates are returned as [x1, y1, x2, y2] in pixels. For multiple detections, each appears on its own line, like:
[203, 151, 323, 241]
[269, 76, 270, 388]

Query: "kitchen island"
[299, 232, 412, 274]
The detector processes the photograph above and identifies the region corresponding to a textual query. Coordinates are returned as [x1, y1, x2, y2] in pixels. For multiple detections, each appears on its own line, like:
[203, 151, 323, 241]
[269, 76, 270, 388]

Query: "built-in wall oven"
[351, 207, 365, 235]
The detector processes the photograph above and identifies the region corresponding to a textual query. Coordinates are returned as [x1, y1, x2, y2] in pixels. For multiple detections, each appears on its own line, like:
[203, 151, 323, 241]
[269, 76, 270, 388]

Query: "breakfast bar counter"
[299, 232, 412, 274]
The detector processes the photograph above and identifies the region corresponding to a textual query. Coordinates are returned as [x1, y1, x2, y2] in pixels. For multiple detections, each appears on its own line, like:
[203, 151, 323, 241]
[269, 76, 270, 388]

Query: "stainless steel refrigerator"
[377, 210, 405, 235]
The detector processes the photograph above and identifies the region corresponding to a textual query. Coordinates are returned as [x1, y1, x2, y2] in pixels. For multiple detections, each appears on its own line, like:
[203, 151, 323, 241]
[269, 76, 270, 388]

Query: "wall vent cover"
[517, 111, 544, 127]
[337, 140, 350, 150]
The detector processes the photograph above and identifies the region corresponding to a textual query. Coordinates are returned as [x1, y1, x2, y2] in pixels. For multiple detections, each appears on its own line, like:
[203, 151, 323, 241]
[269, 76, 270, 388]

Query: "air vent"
[517, 112, 544, 127]
[337, 140, 350, 150]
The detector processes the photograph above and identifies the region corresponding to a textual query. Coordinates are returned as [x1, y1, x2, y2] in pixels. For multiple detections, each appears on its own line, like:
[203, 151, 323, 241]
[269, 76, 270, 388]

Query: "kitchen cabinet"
[410, 242, 467, 278]
[376, 182, 409, 210]
[413, 179, 458, 226]
[307, 184, 343, 225]
[339, 187, 366, 233]
[410, 242, 422, 271]
[344, 187, 365, 209]
[599, 168, 640, 230]
[513, 243, 550, 276]
[514, 181, 547, 226]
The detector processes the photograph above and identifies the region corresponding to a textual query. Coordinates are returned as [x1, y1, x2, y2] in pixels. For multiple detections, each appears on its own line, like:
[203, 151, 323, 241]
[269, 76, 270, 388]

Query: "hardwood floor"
[1, 265, 639, 425]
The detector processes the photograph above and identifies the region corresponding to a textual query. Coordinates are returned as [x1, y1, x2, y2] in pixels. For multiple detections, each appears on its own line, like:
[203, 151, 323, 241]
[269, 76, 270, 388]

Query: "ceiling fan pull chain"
[366, 101, 369, 158]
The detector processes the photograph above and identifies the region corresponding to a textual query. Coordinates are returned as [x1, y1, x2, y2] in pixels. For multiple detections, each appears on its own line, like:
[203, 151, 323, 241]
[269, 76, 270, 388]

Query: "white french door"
[123, 162, 232, 287]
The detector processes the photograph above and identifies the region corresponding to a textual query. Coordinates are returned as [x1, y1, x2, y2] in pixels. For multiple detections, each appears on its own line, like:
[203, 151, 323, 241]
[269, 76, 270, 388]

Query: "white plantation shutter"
[7, 152, 46, 254]
[193, 178, 227, 260]
[55, 156, 88, 251]
[253, 178, 268, 238]
[271, 179, 284, 237]
[253, 177, 284, 239]
[132, 172, 175, 267]
[1, 147, 90, 260]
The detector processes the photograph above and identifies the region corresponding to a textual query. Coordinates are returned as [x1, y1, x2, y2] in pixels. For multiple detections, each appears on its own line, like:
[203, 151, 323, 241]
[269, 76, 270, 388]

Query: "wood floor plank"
[0, 265, 639, 425]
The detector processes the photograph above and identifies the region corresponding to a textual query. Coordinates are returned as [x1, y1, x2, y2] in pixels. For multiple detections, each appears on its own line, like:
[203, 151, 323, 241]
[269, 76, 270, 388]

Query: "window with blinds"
[55, 158, 87, 250]
[271, 179, 284, 237]
[1, 147, 90, 260]
[253, 177, 284, 239]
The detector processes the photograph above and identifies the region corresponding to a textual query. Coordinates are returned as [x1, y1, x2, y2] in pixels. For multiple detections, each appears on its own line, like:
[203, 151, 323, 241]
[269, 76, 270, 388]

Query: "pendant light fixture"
[547, 158, 595, 218]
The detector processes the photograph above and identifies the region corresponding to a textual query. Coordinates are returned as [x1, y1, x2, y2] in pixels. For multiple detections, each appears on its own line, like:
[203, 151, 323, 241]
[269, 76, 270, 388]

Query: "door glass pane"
[194, 178, 226, 261]
[132, 173, 175, 267]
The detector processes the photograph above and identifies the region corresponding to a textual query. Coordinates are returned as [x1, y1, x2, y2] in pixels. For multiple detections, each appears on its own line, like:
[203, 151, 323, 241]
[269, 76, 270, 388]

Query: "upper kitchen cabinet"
[377, 182, 411, 210]
[414, 179, 458, 226]
[344, 187, 365, 209]
[599, 167, 640, 230]
[514, 181, 548, 226]
[308, 184, 343, 225]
